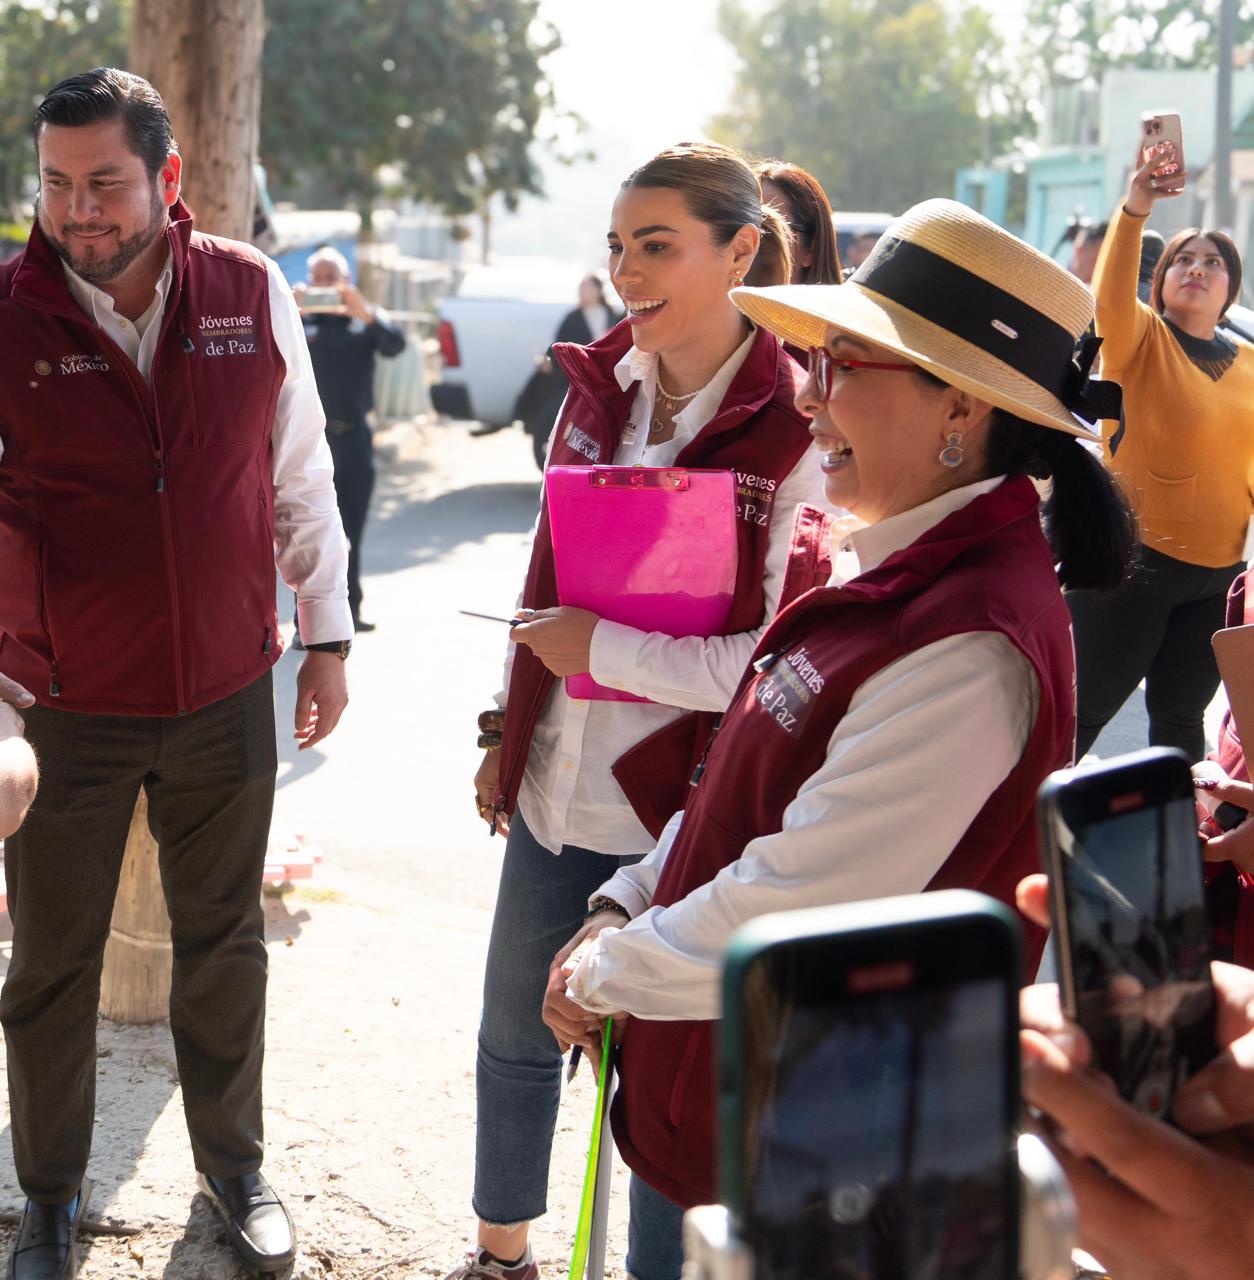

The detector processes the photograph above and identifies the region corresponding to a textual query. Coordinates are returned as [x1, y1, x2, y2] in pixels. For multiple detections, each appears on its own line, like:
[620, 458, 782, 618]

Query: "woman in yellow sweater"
[1069, 139, 1254, 760]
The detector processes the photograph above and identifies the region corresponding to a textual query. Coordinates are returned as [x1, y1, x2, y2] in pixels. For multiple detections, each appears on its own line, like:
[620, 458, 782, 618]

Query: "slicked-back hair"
[34, 67, 175, 180]
[623, 141, 792, 287]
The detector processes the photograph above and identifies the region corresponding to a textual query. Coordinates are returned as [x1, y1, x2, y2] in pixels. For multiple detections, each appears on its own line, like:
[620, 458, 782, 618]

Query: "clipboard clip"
[588, 468, 689, 491]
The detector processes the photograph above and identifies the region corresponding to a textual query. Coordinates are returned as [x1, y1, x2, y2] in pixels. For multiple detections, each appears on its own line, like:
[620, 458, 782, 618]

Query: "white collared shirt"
[507, 331, 827, 856]
[565, 476, 1042, 1021]
[63, 254, 173, 382]
[49, 249, 352, 644]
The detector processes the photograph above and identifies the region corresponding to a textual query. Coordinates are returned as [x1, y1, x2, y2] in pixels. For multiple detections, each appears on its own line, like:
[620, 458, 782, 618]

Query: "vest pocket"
[36, 537, 60, 697]
[667, 1026, 707, 1129]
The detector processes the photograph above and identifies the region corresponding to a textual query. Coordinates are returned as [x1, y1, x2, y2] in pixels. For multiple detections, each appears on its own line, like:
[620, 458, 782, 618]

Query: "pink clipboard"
[545, 465, 738, 702]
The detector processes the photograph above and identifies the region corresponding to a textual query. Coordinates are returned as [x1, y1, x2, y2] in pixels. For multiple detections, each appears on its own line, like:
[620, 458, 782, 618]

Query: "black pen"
[566, 1045, 582, 1083]
[460, 610, 521, 625]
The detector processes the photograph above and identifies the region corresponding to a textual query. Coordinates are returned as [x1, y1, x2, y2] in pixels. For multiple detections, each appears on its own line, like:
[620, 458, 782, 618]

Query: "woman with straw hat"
[542, 198, 1136, 1279]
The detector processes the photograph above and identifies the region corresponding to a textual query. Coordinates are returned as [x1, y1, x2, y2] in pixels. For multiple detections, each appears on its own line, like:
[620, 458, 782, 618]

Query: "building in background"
[957, 69, 1254, 303]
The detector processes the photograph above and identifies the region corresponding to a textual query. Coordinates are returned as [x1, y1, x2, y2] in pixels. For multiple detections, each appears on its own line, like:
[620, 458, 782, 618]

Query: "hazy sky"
[490, 0, 1029, 264]
[537, 0, 737, 155]
[490, 0, 737, 262]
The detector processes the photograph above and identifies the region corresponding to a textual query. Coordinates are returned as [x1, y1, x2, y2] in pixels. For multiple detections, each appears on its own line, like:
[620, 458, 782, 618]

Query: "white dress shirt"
[565, 476, 1042, 1021]
[54, 250, 352, 645]
[507, 331, 826, 857]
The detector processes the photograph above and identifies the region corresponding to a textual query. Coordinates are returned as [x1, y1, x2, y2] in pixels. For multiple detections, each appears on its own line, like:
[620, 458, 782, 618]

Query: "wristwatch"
[585, 895, 630, 923]
[303, 639, 352, 659]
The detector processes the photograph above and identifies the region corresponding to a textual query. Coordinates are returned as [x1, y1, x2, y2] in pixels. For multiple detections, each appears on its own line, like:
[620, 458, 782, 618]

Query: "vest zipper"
[95, 324, 189, 714]
[150, 398, 188, 714]
[263, 625, 272, 655]
[689, 714, 724, 788]
[689, 649, 781, 788]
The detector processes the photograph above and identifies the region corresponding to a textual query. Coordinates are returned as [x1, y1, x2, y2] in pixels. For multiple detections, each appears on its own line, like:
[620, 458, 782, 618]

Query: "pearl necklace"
[650, 370, 705, 438]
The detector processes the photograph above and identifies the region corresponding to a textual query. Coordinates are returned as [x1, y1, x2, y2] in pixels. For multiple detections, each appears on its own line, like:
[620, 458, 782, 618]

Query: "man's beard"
[43, 183, 167, 285]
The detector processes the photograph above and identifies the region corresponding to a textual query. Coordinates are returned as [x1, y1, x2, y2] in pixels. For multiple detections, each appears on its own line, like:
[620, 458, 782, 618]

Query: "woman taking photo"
[543, 198, 1136, 1280]
[1069, 139, 1254, 761]
[748, 159, 843, 287]
[448, 142, 823, 1280]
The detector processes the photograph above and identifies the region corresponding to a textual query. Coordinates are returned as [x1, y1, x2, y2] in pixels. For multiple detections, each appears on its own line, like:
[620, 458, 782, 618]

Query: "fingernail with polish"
[1195, 777, 1219, 790]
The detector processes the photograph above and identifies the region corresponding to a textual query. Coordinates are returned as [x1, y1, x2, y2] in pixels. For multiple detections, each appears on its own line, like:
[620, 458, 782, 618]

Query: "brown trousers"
[0, 673, 277, 1203]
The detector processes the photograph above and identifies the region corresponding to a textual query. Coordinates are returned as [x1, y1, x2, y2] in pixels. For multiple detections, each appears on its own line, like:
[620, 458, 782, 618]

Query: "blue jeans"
[626, 1175, 686, 1280]
[473, 811, 639, 1224]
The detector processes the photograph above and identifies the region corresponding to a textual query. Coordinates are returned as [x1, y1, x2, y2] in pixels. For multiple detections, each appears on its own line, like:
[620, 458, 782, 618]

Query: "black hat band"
[854, 236, 1122, 421]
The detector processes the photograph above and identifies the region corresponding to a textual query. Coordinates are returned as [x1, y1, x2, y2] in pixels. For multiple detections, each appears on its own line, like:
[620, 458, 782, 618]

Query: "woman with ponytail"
[450, 143, 826, 1280]
[542, 200, 1135, 1278]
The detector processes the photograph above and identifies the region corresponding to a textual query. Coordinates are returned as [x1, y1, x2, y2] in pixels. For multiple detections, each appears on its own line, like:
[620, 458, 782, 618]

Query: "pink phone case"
[1141, 111, 1185, 184]
[545, 465, 739, 702]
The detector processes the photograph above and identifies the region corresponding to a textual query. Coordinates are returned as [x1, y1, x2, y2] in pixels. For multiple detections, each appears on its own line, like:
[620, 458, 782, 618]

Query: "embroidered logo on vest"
[58, 353, 110, 375]
[752, 645, 824, 738]
[563, 423, 600, 462]
[735, 470, 778, 528]
[33, 360, 52, 376]
[197, 313, 258, 357]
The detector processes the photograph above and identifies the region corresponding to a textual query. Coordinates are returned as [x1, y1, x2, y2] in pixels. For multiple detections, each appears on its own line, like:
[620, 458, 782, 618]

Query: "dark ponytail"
[984, 413, 1137, 591]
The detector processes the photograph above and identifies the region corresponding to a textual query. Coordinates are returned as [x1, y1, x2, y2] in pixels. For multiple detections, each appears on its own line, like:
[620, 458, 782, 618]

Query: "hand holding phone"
[721, 893, 1022, 1280]
[1038, 748, 1217, 1121]
[1126, 111, 1187, 215]
[300, 285, 344, 313]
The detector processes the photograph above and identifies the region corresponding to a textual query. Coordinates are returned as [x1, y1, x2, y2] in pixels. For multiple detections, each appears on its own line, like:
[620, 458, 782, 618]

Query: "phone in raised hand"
[1140, 110, 1186, 192]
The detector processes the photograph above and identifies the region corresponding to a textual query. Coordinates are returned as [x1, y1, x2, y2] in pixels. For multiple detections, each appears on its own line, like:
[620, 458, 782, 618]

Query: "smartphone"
[721, 892, 1021, 1280]
[1039, 748, 1216, 1119]
[301, 286, 342, 312]
[1140, 110, 1186, 190]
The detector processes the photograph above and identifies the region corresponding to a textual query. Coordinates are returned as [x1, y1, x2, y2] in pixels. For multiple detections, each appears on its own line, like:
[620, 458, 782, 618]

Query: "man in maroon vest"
[0, 69, 353, 1278]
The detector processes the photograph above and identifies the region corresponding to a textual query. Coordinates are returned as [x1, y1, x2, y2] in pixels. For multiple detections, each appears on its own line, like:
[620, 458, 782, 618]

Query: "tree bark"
[99, 792, 172, 1026]
[128, 0, 266, 240]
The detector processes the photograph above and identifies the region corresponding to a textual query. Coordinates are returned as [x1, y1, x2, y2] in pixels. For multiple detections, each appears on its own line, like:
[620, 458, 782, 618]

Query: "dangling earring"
[731, 274, 743, 288]
[939, 432, 964, 468]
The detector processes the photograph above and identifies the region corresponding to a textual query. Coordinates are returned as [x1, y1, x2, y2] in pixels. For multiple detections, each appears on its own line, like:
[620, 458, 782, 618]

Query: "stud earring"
[939, 432, 964, 468]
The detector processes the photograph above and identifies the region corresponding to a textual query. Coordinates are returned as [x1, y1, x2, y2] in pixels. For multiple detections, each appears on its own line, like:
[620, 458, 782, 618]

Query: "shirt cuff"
[588, 619, 646, 690]
[590, 867, 652, 919]
[296, 598, 354, 646]
[564, 928, 620, 1012]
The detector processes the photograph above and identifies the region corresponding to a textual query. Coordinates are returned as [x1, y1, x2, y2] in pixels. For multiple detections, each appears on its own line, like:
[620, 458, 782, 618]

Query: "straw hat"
[731, 198, 1121, 438]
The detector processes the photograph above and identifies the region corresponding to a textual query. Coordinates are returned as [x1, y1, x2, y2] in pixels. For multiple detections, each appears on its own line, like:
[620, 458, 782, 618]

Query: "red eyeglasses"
[807, 347, 917, 399]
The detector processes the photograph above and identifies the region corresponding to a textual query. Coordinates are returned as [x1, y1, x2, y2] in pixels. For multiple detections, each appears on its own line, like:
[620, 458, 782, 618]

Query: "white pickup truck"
[429, 257, 588, 436]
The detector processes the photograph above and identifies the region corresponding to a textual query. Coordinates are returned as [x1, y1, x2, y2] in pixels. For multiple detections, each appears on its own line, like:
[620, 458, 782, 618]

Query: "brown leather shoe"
[196, 1171, 295, 1273]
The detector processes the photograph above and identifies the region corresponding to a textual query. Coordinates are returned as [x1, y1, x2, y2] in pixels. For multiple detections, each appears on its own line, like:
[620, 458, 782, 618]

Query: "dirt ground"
[0, 419, 632, 1279]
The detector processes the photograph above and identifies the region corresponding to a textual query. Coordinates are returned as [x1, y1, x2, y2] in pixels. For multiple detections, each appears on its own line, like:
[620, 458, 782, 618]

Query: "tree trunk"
[128, 0, 266, 240]
[99, 792, 172, 1025]
[100, 2, 266, 1022]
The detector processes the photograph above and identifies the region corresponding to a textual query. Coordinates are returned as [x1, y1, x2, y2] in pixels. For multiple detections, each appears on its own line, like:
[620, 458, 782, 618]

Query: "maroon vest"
[494, 321, 813, 831]
[0, 201, 287, 715]
[1208, 568, 1254, 966]
[611, 476, 1078, 1208]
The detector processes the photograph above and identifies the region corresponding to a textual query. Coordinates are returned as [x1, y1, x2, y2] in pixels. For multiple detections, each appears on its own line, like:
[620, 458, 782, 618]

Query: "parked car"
[1223, 302, 1254, 346]
[832, 210, 894, 267]
[429, 257, 587, 433]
